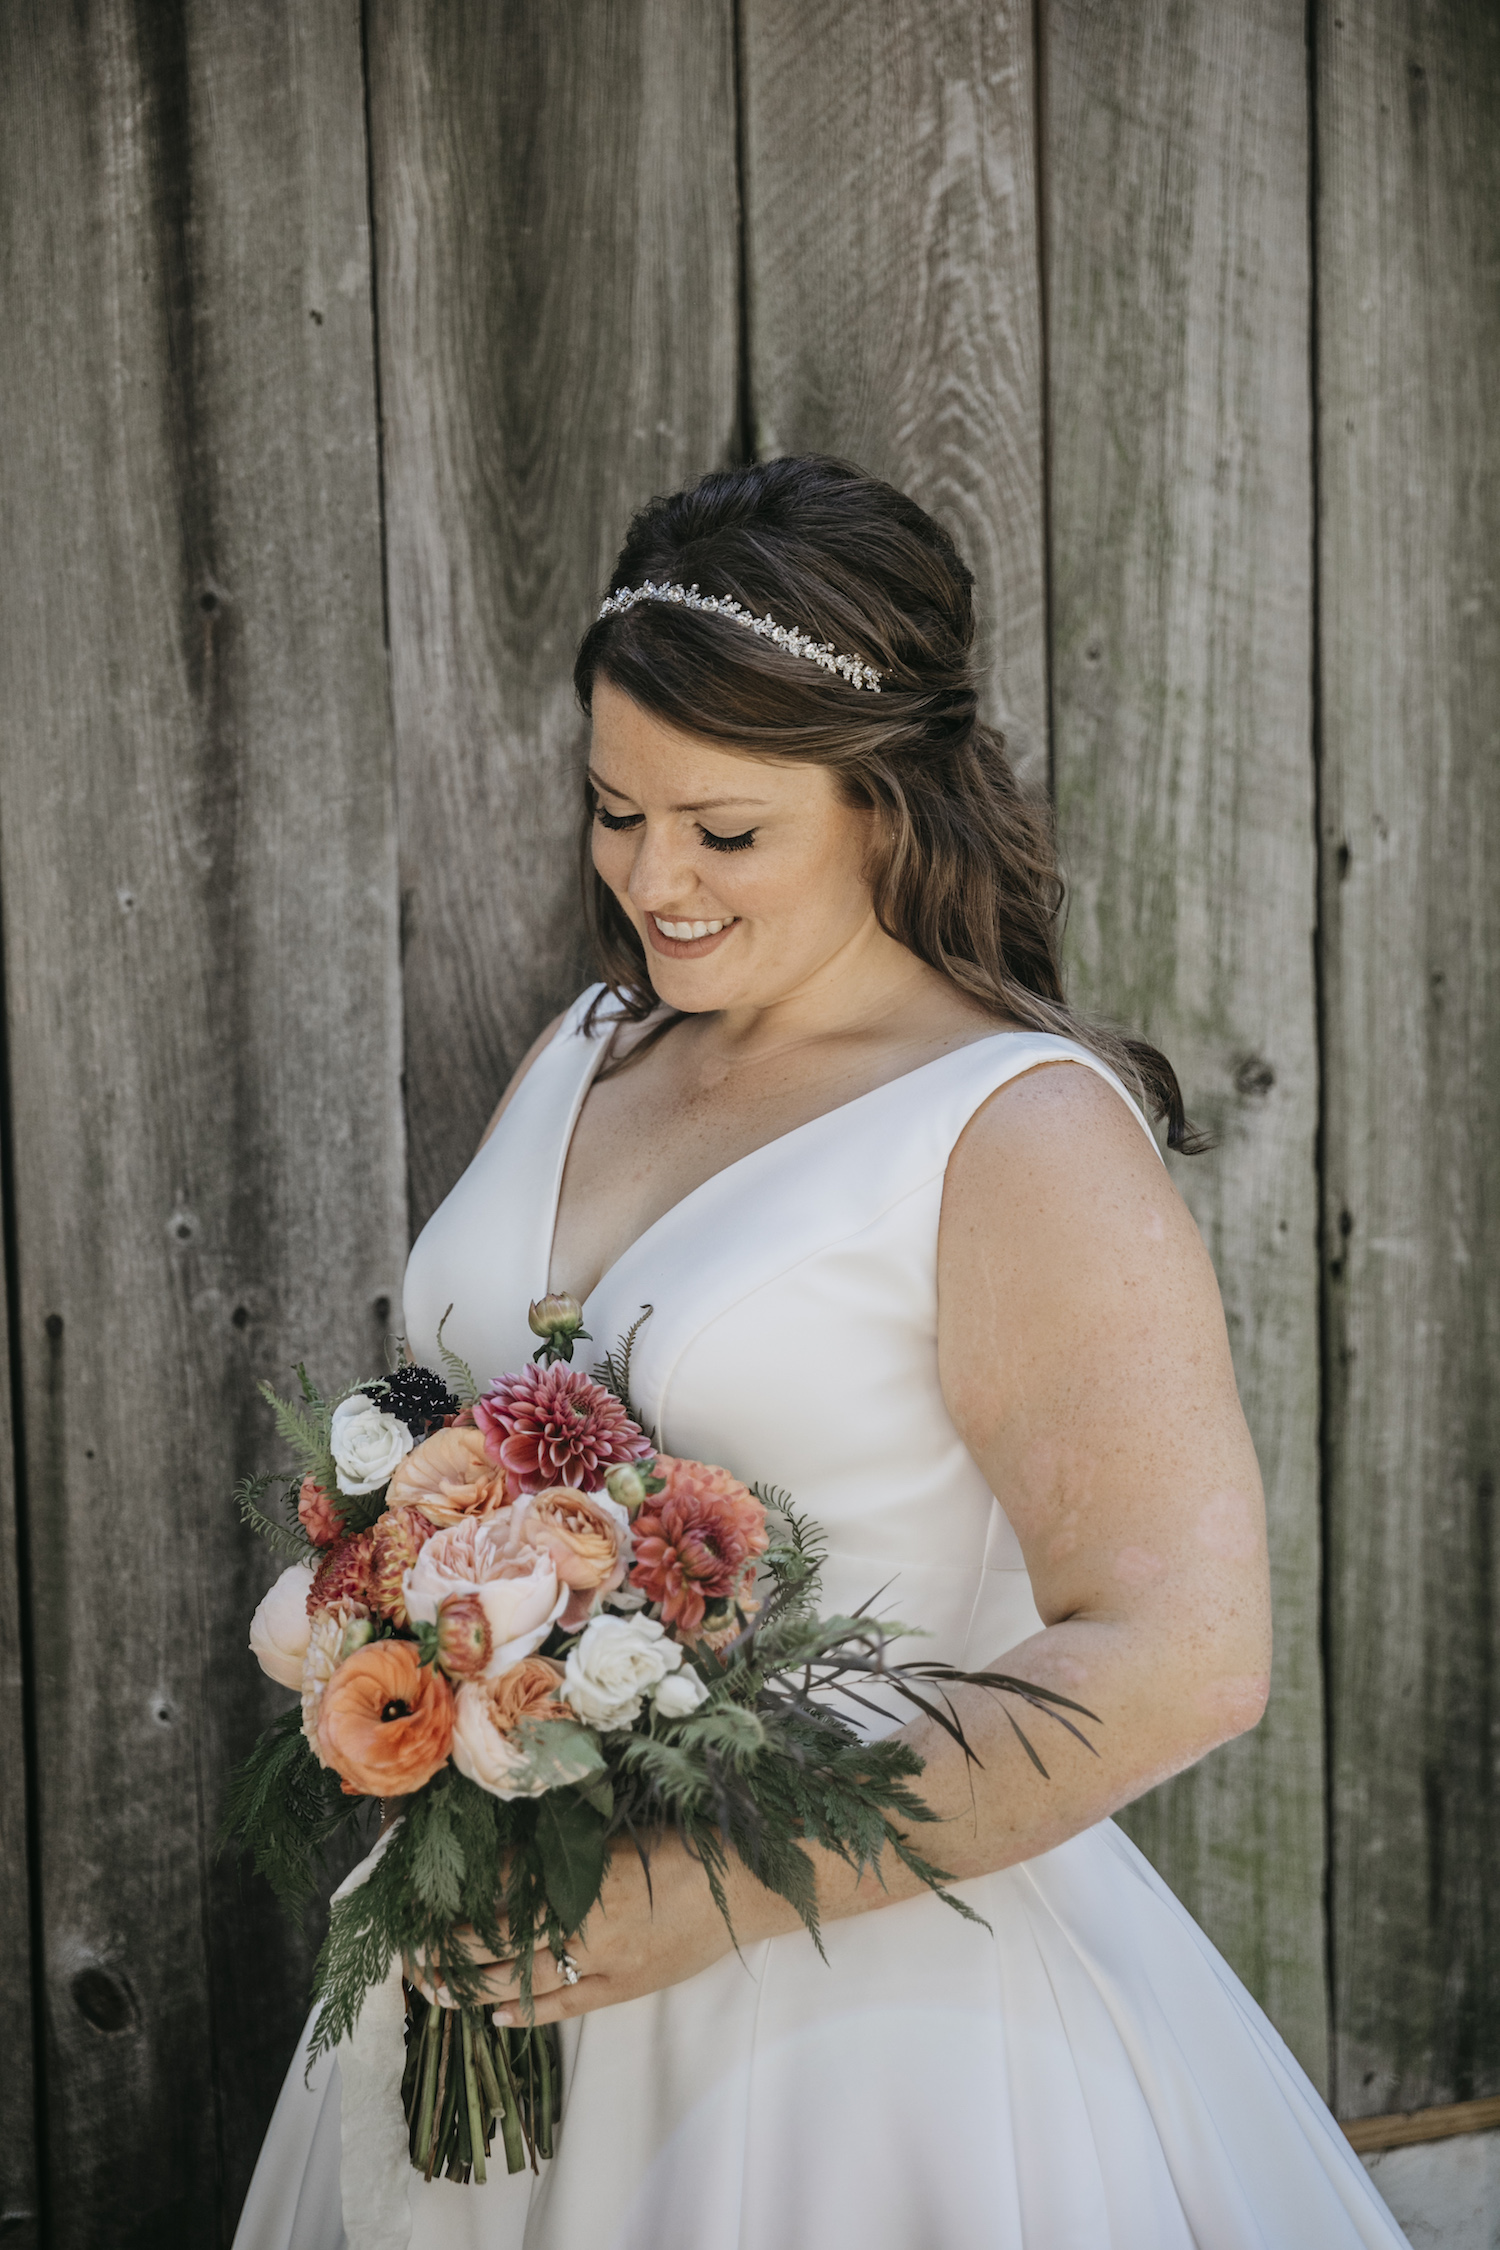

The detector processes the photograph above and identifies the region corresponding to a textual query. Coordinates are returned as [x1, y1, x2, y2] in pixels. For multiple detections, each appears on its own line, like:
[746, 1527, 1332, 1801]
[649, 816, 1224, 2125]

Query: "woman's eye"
[594, 805, 643, 833]
[698, 826, 757, 853]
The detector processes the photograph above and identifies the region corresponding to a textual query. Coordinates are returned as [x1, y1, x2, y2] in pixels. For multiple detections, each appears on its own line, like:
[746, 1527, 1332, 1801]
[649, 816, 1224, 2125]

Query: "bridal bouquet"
[226, 1297, 1090, 2186]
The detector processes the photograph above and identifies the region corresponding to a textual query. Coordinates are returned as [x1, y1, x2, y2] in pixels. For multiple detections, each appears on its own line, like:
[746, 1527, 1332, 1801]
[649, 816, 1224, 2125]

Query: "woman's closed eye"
[593, 802, 756, 853]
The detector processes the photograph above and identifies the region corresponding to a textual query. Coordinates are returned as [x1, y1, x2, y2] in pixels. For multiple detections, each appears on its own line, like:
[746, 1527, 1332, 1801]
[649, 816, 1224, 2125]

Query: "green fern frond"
[435, 1306, 480, 1406]
[236, 1474, 317, 1561]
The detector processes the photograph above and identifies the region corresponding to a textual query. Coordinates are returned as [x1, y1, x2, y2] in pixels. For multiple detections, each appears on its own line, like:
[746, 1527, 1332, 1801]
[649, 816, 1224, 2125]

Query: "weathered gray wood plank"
[1044, 0, 1327, 2083]
[740, 0, 1048, 788]
[1318, 0, 1500, 2117]
[0, 3, 403, 2240]
[368, 0, 742, 1230]
[0, 1125, 37, 2244]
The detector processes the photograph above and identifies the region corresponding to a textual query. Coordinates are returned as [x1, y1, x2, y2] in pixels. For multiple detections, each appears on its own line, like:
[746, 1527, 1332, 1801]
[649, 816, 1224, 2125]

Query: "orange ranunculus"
[384, 1425, 508, 1528]
[316, 1640, 454, 1797]
[516, 1487, 628, 1624]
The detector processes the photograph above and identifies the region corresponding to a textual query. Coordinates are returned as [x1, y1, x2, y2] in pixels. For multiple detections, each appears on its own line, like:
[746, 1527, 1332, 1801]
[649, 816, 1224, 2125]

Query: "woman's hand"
[406, 1832, 787, 2026]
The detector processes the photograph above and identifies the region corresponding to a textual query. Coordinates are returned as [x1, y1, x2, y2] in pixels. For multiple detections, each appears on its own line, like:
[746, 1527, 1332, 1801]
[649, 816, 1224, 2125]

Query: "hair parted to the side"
[573, 454, 1207, 1153]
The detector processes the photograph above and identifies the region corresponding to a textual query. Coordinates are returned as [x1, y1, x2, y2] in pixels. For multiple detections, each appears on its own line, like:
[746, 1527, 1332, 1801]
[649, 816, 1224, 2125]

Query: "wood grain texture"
[0, 4, 403, 2241]
[1044, 0, 1327, 2082]
[368, 0, 741, 1232]
[1318, 0, 1500, 2118]
[740, 0, 1048, 787]
[0, 1156, 37, 2243]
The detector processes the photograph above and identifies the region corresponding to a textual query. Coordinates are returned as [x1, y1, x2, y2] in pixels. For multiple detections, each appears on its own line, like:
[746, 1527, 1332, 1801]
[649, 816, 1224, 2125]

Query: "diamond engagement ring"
[557, 1952, 580, 1987]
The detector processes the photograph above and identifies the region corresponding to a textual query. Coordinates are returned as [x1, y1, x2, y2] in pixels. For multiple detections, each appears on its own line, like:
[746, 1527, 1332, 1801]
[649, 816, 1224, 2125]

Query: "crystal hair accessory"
[597, 579, 883, 692]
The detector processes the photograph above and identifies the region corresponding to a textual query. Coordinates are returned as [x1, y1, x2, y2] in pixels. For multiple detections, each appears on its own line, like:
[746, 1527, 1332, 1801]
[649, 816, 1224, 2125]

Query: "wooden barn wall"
[1317, 0, 1500, 2119]
[0, 3, 1495, 2241]
[0, 4, 404, 2244]
[739, 0, 1048, 791]
[366, 0, 741, 1232]
[1043, 0, 1326, 2083]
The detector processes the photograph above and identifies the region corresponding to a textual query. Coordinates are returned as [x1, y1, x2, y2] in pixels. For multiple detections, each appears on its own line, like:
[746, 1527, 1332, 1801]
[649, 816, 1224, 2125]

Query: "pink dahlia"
[473, 1363, 651, 1495]
[628, 1455, 769, 1639]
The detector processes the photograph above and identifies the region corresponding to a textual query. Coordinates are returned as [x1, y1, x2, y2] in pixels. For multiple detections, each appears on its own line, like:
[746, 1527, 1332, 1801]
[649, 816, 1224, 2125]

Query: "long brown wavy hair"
[573, 455, 1202, 1151]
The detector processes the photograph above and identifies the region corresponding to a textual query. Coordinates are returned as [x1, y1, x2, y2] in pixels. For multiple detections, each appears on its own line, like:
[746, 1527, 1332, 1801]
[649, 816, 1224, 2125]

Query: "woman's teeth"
[653, 916, 733, 940]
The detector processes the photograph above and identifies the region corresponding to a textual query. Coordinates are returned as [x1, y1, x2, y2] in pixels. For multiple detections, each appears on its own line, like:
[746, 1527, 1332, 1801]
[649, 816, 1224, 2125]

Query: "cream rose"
[403, 1518, 566, 1676]
[299, 1601, 373, 1758]
[562, 1612, 683, 1730]
[330, 1392, 414, 1496]
[451, 1659, 569, 1799]
[249, 1563, 316, 1689]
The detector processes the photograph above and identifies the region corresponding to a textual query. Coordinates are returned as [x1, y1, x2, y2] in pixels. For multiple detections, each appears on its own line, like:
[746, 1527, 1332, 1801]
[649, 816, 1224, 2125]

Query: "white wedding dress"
[236, 988, 1409, 2250]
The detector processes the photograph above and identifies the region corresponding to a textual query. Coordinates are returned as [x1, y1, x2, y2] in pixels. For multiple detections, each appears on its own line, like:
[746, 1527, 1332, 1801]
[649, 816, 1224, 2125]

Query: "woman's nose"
[627, 821, 700, 911]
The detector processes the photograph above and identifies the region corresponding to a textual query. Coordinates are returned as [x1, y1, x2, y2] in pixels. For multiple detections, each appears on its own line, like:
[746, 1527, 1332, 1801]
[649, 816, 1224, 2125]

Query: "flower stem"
[460, 2010, 488, 2185]
[491, 2023, 528, 2175]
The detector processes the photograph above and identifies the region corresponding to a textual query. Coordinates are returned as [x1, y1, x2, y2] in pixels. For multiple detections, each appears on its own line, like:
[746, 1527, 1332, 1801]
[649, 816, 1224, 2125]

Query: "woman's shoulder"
[475, 986, 608, 1151]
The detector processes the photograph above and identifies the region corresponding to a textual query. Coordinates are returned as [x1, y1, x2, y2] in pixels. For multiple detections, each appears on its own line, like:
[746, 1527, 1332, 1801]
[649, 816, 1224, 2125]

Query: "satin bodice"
[400, 988, 1161, 1687]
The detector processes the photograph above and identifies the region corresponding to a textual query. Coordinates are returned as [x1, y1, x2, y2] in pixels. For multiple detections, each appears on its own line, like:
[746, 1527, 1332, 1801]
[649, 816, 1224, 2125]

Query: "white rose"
[249, 1564, 315, 1690]
[651, 1667, 710, 1720]
[404, 1518, 566, 1676]
[562, 1613, 683, 1731]
[330, 1392, 414, 1496]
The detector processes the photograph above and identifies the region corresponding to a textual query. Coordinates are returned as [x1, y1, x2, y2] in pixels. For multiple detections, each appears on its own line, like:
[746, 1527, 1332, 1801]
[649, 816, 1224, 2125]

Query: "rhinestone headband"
[597, 579, 883, 692]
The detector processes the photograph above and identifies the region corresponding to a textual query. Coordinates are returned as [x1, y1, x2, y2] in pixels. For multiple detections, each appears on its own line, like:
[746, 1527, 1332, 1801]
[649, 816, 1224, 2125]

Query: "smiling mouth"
[653, 915, 733, 940]
[644, 914, 739, 959]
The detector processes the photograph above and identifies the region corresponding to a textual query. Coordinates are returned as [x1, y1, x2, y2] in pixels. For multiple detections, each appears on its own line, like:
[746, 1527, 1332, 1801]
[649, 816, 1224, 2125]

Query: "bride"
[236, 456, 1407, 2248]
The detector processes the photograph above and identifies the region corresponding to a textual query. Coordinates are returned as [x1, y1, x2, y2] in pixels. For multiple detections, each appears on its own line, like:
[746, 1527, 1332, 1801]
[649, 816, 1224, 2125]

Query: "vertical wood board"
[1318, 0, 1500, 2117]
[1045, 0, 1327, 2081]
[741, 0, 1049, 787]
[0, 1125, 37, 2243]
[368, 0, 742, 1233]
[0, 2, 403, 2240]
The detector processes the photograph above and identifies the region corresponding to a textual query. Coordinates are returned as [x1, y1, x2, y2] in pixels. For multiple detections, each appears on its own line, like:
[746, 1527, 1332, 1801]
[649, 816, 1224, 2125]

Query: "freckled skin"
[444, 689, 1274, 2026]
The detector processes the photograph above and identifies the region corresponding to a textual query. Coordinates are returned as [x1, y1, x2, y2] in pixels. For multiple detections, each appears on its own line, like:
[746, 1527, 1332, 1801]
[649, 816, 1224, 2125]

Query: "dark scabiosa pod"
[382, 1363, 461, 1438]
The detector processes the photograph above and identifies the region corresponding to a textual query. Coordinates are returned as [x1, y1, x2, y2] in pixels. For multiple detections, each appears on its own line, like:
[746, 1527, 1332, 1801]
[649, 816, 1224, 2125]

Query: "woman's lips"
[643, 915, 740, 960]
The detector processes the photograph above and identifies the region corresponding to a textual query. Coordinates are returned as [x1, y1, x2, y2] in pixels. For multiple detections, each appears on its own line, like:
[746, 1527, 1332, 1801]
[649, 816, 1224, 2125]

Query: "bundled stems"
[404, 1984, 560, 2181]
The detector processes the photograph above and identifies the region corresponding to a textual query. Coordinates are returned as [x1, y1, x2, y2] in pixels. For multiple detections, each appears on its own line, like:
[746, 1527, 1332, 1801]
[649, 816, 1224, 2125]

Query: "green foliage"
[535, 1792, 609, 1930]
[592, 1302, 653, 1418]
[219, 1708, 362, 1912]
[434, 1306, 479, 1407]
[236, 1473, 317, 1563]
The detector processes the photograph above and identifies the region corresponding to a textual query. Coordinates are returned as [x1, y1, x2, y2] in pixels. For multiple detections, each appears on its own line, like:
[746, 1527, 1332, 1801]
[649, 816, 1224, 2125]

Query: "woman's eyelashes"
[593, 803, 756, 853]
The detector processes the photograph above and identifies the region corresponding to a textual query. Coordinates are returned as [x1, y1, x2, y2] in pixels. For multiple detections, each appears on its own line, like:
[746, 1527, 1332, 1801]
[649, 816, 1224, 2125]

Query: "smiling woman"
[235, 458, 1409, 2250]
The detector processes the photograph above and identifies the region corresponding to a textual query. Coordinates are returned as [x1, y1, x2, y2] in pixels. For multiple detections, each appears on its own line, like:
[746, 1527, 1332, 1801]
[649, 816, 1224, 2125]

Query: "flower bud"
[434, 1591, 492, 1679]
[605, 1460, 649, 1517]
[527, 1293, 590, 1365]
[338, 1614, 375, 1663]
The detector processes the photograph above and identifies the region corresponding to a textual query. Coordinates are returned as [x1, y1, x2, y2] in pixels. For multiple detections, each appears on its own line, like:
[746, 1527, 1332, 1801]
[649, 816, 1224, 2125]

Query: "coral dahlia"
[473, 1363, 650, 1495]
[307, 1529, 376, 1616]
[628, 1455, 769, 1638]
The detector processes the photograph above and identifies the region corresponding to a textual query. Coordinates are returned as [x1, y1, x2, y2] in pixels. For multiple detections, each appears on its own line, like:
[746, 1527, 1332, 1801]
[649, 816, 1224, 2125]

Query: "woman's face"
[587, 678, 881, 1016]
